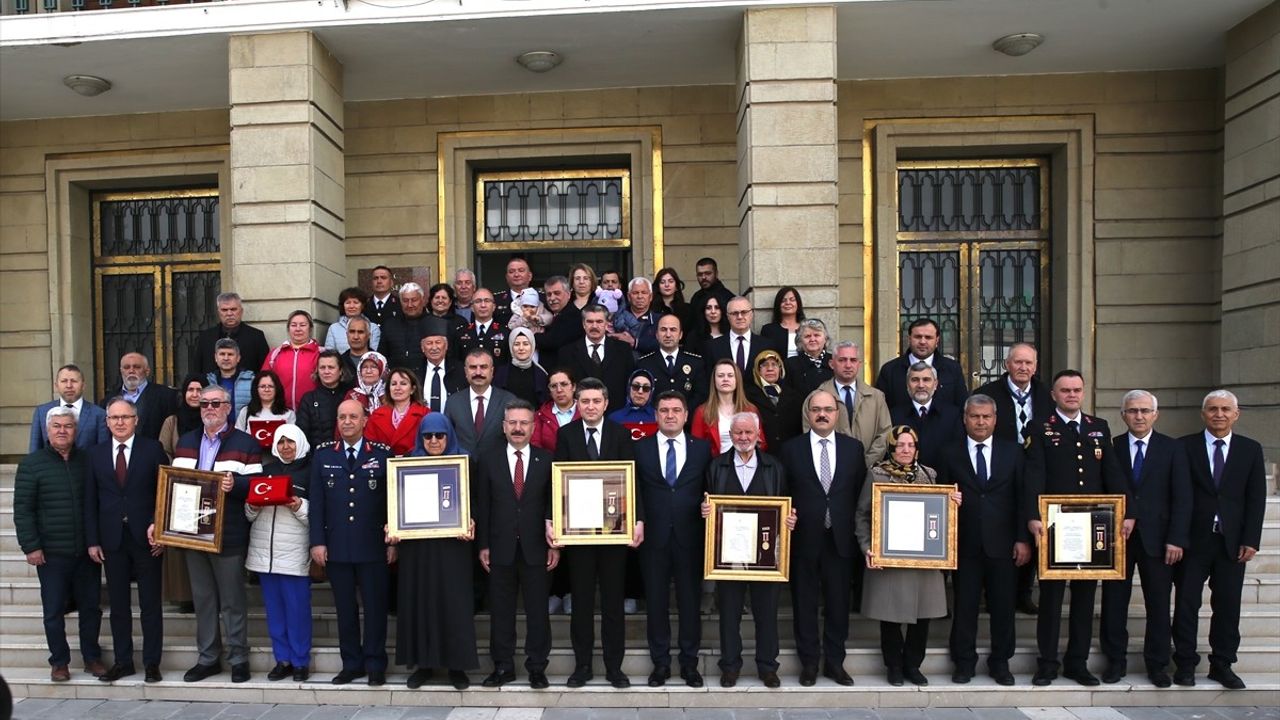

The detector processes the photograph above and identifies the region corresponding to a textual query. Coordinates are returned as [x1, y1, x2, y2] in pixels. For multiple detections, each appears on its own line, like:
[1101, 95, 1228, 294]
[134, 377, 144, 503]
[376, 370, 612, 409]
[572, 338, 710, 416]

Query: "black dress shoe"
[482, 669, 515, 687]
[183, 662, 221, 683]
[566, 666, 593, 688]
[331, 669, 366, 685]
[1064, 668, 1100, 686]
[606, 671, 630, 689]
[758, 671, 780, 688]
[1017, 595, 1039, 615]
[144, 665, 162, 683]
[99, 663, 136, 682]
[680, 668, 704, 688]
[989, 667, 1015, 686]
[1032, 666, 1055, 686]
[529, 672, 549, 689]
[1148, 670, 1172, 688]
[448, 670, 470, 690]
[719, 671, 738, 688]
[267, 662, 294, 681]
[903, 668, 928, 686]
[799, 666, 817, 686]
[823, 664, 854, 686]
[647, 667, 670, 687]
[1102, 663, 1125, 684]
[1173, 667, 1196, 686]
[1208, 664, 1246, 690]
[231, 663, 250, 683]
[293, 666, 309, 682]
[886, 666, 904, 686]
[952, 668, 973, 684]
[407, 668, 432, 689]
[367, 670, 386, 686]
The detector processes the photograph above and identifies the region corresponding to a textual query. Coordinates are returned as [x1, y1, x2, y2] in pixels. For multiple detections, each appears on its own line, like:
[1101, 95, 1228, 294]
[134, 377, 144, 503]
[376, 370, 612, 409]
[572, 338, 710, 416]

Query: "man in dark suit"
[365, 265, 402, 326]
[937, 394, 1030, 686]
[563, 305, 636, 414]
[473, 400, 559, 689]
[782, 388, 865, 687]
[85, 398, 166, 683]
[1098, 389, 1192, 687]
[443, 349, 515, 453]
[191, 292, 270, 376]
[705, 297, 769, 378]
[1172, 389, 1267, 690]
[889, 361, 963, 471]
[973, 342, 1051, 615]
[534, 276, 584, 369]
[100, 353, 175, 441]
[874, 318, 967, 411]
[379, 283, 450, 372]
[702, 412, 794, 688]
[419, 332, 467, 412]
[639, 314, 707, 412]
[1025, 369, 1132, 687]
[29, 364, 109, 452]
[552, 378, 642, 689]
[635, 390, 711, 688]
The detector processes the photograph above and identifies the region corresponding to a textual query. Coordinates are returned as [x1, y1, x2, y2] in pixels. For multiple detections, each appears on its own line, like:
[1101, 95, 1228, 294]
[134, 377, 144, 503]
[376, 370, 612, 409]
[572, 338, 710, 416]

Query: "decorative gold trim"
[92, 189, 221, 265]
[861, 124, 876, 383]
[386, 455, 473, 541]
[437, 149, 448, 285]
[703, 494, 792, 583]
[869, 482, 958, 570]
[550, 460, 637, 546]
[473, 169, 632, 253]
[154, 466, 226, 553]
[1037, 494, 1127, 581]
[650, 126, 665, 276]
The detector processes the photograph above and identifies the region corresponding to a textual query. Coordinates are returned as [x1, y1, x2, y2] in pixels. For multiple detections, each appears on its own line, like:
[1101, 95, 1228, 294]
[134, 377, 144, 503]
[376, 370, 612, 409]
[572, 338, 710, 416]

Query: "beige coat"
[802, 379, 893, 469]
[855, 464, 948, 625]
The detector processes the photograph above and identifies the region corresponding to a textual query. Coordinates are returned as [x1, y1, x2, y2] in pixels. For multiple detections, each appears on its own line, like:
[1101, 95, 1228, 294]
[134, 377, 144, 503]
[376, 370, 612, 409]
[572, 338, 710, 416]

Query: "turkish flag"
[249, 419, 286, 449]
[248, 475, 293, 507]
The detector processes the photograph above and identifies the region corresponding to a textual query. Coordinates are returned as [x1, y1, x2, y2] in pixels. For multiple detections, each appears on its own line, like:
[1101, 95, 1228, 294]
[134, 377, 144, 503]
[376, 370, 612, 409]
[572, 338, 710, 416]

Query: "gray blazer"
[443, 385, 516, 453]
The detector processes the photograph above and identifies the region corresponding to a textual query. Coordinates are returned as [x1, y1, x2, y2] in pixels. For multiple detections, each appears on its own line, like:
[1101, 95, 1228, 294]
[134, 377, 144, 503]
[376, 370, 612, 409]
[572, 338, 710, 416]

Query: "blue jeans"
[37, 553, 103, 667]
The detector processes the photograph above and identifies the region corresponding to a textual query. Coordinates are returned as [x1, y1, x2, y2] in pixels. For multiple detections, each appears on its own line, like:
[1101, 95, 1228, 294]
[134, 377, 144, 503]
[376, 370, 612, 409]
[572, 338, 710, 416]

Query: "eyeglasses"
[421, 432, 448, 440]
[727, 310, 752, 317]
[106, 415, 137, 422]
[198, 400, 227, 408]
[630, 384, 653, 392]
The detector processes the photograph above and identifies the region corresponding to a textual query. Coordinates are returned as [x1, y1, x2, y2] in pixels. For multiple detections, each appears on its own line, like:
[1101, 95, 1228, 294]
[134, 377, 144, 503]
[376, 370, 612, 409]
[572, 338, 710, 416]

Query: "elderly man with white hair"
[611, 276, 662, 355]
[378, 281, 451, 372]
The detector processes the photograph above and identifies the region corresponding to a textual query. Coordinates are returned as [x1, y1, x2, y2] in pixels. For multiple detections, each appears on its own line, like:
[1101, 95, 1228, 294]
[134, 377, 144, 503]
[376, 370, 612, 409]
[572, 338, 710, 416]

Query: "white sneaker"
[563, 594, 573, 614]
[548, 596, 563, 614]
[624, 598, 639, 614]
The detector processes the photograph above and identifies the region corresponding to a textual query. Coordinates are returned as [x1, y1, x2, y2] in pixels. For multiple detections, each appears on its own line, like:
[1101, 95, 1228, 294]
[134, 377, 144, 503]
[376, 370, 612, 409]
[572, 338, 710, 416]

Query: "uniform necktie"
[1212, 439, 1225, 487]
[114, 443, 126, 486]
[474, 395, 486, 435]
[975, 442, 987, 484]
[375, 299, 384, 311]
[479, 323, 488, 338]
[346, 446, 357, 467]
[430, 366, 443, 412]
[735, 336, 746, 371]
[1067, 419, 1079, 437]
[842, 385, 855, 426]
[586, 427, 600, 460]
[513, 449, 525, 500]
[1132, 439, 1145, 486]
[666, 355, 675, 374]
[819, 438, 833, 528]
[591, 344, 602, 365]
[1012, 387, 1030, 443]
[665, 439, 678, 487]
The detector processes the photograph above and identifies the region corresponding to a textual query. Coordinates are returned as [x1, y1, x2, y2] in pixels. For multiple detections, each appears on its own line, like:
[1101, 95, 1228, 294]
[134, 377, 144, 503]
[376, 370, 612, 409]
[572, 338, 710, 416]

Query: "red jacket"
[263, 340, 321, 410]
[690, 402, 767, 456]
[533, 401, 578, 452]
[363, 403, 429, 456]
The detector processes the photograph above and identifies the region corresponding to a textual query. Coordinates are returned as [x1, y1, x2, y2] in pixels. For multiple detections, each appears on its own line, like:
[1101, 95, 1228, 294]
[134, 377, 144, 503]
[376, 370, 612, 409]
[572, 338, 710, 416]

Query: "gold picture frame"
[870, 483, 959, 570]
[154, 466, 225, 553]
[703, 495, 792, 583]
[550, 461, 636, 546]
[1037, 494, 1127, 580]
[387, 455, 472, 541]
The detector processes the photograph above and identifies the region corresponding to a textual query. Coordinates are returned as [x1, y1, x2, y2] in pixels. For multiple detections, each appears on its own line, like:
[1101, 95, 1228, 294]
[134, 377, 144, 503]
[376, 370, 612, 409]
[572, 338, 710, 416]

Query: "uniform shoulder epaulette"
[315, 440, 340, 451]
[684, 351, 703, 359]
[639, 351, 658, 360]
[368, 441, 393, 452]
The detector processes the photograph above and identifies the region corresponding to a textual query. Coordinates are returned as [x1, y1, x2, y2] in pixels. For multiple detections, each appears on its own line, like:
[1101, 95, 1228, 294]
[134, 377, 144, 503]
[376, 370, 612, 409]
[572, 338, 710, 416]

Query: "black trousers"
[567, 545, 627, 673]
[1173, 532, 1245, 669]
[326, 560, 389, 672]
[716, 581, 781, 674]
[488, 542, 551, 673]
[1036, 578, 1097, 671]
[948, 551, 1016, 672]
[1100, 529, 1174, 671]
[102, 531, 163, 667]
[789, 530, 852, 669]
[639, 540, 701, 671]
[37, 553, 103, 667]
[880, 619, 929, 670]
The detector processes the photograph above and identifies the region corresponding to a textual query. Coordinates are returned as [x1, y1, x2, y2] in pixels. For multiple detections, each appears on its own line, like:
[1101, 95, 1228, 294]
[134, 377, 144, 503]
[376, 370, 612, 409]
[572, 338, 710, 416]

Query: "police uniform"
[1025, 411, 1130, 682]
[310, 439, 394, 676]
[638, 350, 707, 410]
[453, 317, 509, 365]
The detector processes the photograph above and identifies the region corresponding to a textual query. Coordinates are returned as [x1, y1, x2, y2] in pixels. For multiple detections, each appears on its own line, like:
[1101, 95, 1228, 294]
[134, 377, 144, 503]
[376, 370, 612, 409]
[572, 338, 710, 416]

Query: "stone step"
[5, 667, 1278, 709]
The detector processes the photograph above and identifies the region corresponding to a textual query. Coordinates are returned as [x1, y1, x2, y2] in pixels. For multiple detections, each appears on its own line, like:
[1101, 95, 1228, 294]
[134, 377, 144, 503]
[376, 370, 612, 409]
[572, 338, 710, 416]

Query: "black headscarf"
[174, 372, 206, 435]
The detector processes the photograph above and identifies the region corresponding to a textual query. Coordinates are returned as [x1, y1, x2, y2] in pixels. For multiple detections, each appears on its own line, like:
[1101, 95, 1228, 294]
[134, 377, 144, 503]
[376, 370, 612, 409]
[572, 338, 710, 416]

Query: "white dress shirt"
[114, 434, 135, 466]
[1203, 430, 1232, 466]
[506, 443, 528, 484]
[809, 430, 837, 478]
[966, 436, 992, 477]
[658, 432, 687, 479]
[60, 396, 84, 421]
[1128, 431, 1153, 467]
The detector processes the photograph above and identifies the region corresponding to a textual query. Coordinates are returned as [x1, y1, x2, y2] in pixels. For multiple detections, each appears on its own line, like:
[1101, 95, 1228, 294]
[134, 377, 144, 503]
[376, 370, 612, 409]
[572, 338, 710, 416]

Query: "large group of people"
[12, 255, 1267, 694]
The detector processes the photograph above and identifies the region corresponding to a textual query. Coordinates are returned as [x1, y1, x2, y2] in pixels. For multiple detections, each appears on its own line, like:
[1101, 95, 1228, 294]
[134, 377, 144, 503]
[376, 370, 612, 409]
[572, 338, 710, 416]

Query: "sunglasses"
[630, 383, 653, 392]
[421, 432, 449, 440]
[198, 400, 227, 408]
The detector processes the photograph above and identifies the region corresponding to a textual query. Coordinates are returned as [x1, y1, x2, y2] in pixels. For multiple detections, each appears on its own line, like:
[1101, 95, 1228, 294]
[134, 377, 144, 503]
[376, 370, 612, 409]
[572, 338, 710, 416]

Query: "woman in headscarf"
[158, 373, 205, 610]
[393, 413, 479, 690]
[493, 326, 548, 407]
[744, 349, 804, 451]
[855, 425, 962, 687]
[607, 368, 658, 441]
[344, 351, 388, 415]
[245, 423, 314, 682]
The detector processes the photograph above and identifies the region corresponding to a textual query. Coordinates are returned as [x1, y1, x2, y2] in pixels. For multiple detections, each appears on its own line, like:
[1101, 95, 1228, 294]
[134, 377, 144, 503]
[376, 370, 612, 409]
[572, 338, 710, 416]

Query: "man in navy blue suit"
[1099, 389, 1191, 687]
[85, 397, 166, 683]
[889, 362, 963, 471]
[29, 364, 108, 452]
[635, 390, 711, 688]
[874, 318, 967, 411]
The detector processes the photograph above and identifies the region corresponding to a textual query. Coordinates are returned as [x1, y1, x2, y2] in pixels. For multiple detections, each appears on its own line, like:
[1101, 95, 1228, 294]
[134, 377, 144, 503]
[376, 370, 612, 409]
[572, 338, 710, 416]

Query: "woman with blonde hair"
[690, 358, 766, 455]
[569, 263, 598, 311]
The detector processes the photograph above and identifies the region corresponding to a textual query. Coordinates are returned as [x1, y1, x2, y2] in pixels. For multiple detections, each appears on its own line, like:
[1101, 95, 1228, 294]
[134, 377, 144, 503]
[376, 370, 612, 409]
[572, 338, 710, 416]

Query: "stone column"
[1222, 1, 1279, 461]
[735, 6, 840, 334]
[228, 31, 345, 344]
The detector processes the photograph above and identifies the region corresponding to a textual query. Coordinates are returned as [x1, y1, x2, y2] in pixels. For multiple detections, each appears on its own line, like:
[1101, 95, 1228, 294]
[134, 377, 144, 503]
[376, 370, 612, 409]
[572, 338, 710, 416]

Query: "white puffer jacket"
[245, 462, 311, 577]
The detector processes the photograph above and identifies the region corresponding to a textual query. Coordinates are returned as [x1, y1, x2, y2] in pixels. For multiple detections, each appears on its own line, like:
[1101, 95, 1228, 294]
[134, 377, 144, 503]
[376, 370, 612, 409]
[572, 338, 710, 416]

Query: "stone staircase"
[1, 464, 1277, 708]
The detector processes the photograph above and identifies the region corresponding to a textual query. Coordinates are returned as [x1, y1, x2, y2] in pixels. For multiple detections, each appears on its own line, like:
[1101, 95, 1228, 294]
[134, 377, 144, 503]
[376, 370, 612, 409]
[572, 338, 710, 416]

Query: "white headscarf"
[271, 423, 311, 464]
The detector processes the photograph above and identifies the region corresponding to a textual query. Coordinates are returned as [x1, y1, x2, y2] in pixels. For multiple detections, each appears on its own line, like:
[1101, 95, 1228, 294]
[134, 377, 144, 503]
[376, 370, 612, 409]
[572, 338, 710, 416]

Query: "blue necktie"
[842, 385, 855, 426]
[1212, 439, 1225, 487]
[1132, 440, 1145, 487]
[665, 439, 678, 487]
[975, 443, 988, 485]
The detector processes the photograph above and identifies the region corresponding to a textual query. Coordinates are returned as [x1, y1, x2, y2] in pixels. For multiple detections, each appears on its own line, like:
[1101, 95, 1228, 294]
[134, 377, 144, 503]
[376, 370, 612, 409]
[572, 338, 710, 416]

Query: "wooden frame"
[154, 466, 225, 553]
[1038, 494, 1127, 580]
[550, 461, 636, 546]
[870, 482, 958, 570]
[703, 495, 792, 583]
[386, 455, 472, 540]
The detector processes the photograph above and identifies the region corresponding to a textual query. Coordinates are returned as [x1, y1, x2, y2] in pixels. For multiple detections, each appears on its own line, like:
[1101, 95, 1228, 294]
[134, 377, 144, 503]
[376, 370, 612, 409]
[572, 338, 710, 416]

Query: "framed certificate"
[1038, 494, 1127, 580]
[154, 466, 225, 553]
[550, 461, 636, 545]
[870, 483, 958, 570]
[703, 495, 791, 582]
[386, 455, 471, 540]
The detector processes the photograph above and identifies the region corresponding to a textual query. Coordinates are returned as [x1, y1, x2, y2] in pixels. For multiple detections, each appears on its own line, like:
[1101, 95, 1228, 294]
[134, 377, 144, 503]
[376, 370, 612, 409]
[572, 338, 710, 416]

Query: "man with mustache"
[444, 349, 515, 453]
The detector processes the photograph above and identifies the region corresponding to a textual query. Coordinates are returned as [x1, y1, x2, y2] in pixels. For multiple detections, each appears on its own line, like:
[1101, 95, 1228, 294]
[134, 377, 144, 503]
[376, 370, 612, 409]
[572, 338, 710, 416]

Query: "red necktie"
[115, 444, 127, 487]
[513, 449, 525, 500]
[474, 395, 486, 435]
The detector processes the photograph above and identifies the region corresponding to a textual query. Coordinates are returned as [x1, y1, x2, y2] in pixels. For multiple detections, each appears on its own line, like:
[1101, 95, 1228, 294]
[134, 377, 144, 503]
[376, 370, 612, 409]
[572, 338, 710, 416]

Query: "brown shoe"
[51, 665, 71, 682]
[84, 659, 107, 677]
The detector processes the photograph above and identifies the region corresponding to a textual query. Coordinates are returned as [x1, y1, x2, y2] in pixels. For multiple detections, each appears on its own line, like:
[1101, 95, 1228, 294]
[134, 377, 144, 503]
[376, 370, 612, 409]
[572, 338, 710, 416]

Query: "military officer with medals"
[310, 399, 396, 687]
[453, 288, 509, 365]
[1024, 369, 1132, 687]
[638, 314, 707, 417]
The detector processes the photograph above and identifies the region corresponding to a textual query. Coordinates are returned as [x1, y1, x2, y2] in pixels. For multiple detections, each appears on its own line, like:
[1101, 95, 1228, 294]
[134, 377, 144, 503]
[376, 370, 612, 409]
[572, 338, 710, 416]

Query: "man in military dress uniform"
[638, 314, 707, 413]
[310, 399, 396, 687]
[453, 288, 509, 365]
[1025, 369, 1132, 687]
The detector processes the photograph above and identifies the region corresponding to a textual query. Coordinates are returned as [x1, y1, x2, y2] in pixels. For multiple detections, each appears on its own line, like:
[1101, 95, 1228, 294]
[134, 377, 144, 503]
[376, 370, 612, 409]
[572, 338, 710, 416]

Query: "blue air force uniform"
[310, 439, 393, 674]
